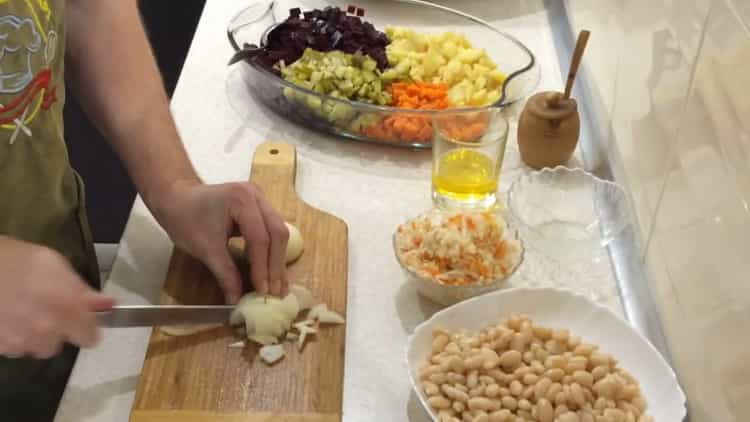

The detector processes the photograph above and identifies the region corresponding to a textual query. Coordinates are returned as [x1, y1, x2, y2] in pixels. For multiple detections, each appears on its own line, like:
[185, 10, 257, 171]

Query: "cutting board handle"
[250, 142, 297, 201]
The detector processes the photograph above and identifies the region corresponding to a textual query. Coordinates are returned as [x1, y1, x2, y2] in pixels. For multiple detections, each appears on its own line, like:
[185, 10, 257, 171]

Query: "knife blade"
[97, 305, 234, 328]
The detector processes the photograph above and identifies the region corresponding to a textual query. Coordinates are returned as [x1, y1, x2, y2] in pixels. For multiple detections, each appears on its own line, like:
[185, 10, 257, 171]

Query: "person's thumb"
[203, 248, 243, 304]
[84, 291, 116, 312]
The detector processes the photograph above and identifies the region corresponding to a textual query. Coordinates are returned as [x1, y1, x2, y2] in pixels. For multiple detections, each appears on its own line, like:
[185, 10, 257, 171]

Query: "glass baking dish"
[227, 0, 540, 148]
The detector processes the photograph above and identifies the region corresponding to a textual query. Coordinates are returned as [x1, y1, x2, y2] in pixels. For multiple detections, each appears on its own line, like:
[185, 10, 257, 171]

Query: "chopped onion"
[317, 309, 346, 325]
[228, 341, 246, 348]
[259, 344, 286, 365]
[307, 303, 329, 322]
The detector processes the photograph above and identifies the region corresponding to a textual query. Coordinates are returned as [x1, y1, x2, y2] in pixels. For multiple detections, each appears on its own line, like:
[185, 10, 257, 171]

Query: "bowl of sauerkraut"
[393, 209, 524, 306]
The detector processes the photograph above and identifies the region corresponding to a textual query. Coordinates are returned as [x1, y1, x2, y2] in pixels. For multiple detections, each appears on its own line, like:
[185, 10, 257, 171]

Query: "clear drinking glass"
[431, 109, 509, 209]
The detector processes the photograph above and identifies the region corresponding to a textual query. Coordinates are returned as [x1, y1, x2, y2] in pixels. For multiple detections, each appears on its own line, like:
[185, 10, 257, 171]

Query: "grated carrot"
[363, 82, 450, 143]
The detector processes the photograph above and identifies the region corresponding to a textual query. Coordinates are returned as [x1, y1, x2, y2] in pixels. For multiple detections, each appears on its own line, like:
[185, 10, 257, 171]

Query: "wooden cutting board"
[130, 142, 348, 422]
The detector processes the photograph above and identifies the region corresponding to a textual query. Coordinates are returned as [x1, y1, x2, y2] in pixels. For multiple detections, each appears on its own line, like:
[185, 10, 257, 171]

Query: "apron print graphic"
[0, 0, 57, 144]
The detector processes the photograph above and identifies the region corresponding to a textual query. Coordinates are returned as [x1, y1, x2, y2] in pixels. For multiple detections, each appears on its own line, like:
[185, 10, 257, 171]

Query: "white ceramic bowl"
[406, 288, 687, 421]
[393, 210, 524, 306]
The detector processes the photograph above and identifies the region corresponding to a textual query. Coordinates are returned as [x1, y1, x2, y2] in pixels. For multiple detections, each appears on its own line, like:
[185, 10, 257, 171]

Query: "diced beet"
[248, 6, 390, 71]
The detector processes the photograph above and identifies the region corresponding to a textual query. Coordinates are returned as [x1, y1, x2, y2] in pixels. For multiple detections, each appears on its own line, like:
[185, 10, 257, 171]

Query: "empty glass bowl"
[507, 166, 629, 262]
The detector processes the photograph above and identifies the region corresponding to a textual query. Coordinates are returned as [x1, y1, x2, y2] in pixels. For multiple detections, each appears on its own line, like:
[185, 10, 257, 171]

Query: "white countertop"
[55, 2, 621, 421]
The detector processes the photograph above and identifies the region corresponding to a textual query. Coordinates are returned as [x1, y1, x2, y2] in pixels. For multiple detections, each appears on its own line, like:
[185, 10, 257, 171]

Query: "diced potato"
[385, 26, 506, 106]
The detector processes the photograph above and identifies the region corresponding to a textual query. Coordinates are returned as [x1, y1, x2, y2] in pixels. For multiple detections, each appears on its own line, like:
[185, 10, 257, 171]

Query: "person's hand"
[153, 180, 289, 303]
[0, 237, 115, 359]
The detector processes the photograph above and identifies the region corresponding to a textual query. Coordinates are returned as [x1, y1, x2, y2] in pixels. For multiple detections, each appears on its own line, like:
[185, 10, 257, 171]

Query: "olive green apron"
[0, 1, 100, 420]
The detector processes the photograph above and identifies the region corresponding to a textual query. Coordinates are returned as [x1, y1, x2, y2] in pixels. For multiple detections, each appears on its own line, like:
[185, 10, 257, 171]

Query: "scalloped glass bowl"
[392, 209, 524, 306]
[227, 0, 540, 148]
[507, 166, 630, 262]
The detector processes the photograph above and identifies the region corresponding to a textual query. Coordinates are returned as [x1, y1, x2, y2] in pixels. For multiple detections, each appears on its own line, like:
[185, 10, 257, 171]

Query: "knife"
[97, 305, 234, 328]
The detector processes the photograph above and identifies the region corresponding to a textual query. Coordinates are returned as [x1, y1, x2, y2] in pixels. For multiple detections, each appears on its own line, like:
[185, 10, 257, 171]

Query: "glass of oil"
[431, 109, 508, 209]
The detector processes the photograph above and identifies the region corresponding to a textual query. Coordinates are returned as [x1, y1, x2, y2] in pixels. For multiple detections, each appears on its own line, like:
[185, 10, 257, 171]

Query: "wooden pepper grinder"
[518, 30, 590, 169]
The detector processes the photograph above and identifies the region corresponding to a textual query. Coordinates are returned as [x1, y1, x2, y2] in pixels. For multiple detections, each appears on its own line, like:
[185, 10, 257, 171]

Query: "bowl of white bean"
[406, 287, 686, 421]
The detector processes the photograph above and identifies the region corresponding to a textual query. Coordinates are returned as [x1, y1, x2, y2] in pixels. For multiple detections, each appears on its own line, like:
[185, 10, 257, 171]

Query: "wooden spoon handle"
[563, 30, 591, 99]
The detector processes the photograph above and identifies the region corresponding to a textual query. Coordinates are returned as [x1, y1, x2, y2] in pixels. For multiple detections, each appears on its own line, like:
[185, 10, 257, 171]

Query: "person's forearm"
[65, 0, 200, 214]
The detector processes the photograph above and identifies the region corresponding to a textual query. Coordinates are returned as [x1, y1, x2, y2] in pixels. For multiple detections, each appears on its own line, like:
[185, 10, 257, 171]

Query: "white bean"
[603, 409, 626, 422]
[554, 390, 568, 406]
[533, 326, 552, 340]
[465, 355, 484, 370]
[517, 410, 533, 420]
[537, 398, 554, 422]
[499, 350, 522, 371]
[518, 399, 532, 411]
[430, 373, 448, 384]
[445, 342, 461, 354]
[535, 377, 552, 401]
[469, 385, 486, 398]
[579, 410, 595, 422]
[479, 375, 495, 386]
[589, 353, 612, 369]
[485, 384, 501, 398]
[591, 366, 610, 381]
[428, 395, 451, 410]
[447, 372, 467, 384]
[519, 321, 533, 341]
[510, 333, 526, 352]
[472, 410, 489, 422]
[570, 383, 587, 408]
[509, 380, 523, 396]
[433, 335, 450, 354]
[488, 409, 512, 422]
[545, 368, 565, 382]
[468, 397, 500, 412]
[558, 411, 580, 422]
[573, 370, 594, 388]
[552, 328, 570, 343]
[453, 401, 466, 413]
[545, 382, 563, 402]
[507, 314, 522, 330]
[467, 371, 479, 389]
[522, 373, 539, 385]
[545, 339, 566, 354]
[423, 381, 439, 396]
[500, 396, 517, 411]
[545, 356, 566, 370]
[481, 348, 501, 370]
[420, 364, 442, 379]
[442, 384, 470, 403]
[573, 343, 597, 357]
[522, 350, 535, 365]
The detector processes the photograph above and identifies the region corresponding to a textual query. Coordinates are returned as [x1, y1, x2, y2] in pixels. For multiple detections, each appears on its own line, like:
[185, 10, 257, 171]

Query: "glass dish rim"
[226, 0, 538, 117]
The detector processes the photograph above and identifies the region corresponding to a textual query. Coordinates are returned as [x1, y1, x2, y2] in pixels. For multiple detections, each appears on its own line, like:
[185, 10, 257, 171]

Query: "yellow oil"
[432, 149, 499, 201]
